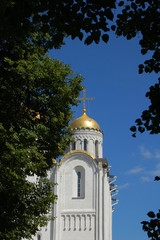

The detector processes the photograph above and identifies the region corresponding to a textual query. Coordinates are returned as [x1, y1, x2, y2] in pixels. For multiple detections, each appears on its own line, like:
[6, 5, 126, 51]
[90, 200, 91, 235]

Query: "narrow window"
[77, 171, 81, 197]
[95, 140, 99, 158]
[73, 166, 85, 198]
[84, 139, 87, 151]
[72, 141, 76, 150]
[37, 235, 41, 240]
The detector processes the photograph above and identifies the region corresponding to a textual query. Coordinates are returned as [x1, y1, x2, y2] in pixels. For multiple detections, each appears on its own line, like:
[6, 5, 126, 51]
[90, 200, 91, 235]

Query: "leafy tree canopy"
[141, 176, 160, 240]
[116, 3, 160, 239]
[0, 0, 160, 239]
[0, 0, 117, 49]
[1, 0, 159, 136]
[0, 43, 83, 240]
[115, 0, 160, 136]
[141, 210, 160, 240]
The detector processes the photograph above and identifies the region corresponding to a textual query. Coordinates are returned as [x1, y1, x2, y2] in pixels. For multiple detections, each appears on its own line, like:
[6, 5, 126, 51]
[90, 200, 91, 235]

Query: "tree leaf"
[130, 126, 136, 132]
[111, 25, 116, 31]
[154, 176, 160, 181]
[118, 1, 124, 7]
[102, 34, 109, 43]
[147, 211, 155, 218]
[105, 9, 114, 21]
[84, 35, 94, 45]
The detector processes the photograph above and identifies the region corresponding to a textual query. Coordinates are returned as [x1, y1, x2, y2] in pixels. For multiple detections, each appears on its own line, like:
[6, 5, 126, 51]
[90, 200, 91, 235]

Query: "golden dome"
[70, 109, 101, 131]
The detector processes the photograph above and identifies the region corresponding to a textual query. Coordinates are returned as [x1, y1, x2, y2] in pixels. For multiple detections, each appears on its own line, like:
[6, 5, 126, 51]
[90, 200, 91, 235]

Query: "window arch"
[95, 140, 99, 158]
[84, 139, 87, 151]
[37, 234, 41, 240]
[77, 171, 81, 197]
[72, 141, 76, 150]
[72, 166, 85, 198]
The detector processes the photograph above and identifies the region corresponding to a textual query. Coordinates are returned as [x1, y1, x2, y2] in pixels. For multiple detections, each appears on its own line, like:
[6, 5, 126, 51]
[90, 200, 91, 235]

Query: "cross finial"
[77, 88, 94, 113]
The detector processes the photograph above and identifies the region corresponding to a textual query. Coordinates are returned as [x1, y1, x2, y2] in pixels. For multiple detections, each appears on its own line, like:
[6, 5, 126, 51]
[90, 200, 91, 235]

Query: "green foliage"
[117, 3, 160, 235]
[155, 176, 160, 181]
[116, 0, 159, 64]
[0, 44, 83, 239]
[0, 0, 160, 238]
[116, 0, 160, 135]
[141, 178, 160, 240]
[0, 0, 117, 49]
[1, 1, 160, 137]
[141, 210, 160, 240]
[0, 123, 56, 240]
[130, 78, 160, 137]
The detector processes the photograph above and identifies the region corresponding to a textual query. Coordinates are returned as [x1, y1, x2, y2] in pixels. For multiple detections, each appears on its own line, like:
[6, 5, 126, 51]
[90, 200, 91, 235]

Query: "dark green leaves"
[138, 126, 145, 133]
[130, 78, 160, 136]
[147, 211, 156, 218]
[111, 25, 116, 31]
[131, 2, 137, 10]
[118, 1, 124, 7]
[85, 35, 94, 45]
[141, 210, 160, 240]
[138, 64, 144, 74]
[155, 176, 160, 181]
[0, 0, 117, 49]
[130, 126, 136, 132]
[116, 0, 160, 136]
[105, 8, 114, 21]
[0, 45, 83, 239]
[102, 34, 109, 43]
[141, 49, 148, 55]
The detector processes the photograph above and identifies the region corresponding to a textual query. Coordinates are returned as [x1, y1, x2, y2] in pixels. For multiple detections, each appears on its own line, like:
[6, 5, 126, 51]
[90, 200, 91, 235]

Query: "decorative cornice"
[72, 126, 103, 133]
[72, 134, 102, 143]
[72, 128, 103, 135]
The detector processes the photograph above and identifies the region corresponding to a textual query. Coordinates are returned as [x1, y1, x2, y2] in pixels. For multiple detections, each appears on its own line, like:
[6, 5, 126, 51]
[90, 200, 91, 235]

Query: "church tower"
[35, 89, 118, 240]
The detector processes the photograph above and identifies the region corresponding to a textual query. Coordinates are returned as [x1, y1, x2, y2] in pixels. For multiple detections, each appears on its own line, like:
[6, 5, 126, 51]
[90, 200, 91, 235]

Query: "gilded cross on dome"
[78, 88, 94, 113]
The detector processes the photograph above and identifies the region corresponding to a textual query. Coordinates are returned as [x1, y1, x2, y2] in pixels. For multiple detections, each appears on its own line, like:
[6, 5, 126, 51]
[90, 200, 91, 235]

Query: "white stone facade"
[68, 128, 103, 158]
[33, 126, 117, 240]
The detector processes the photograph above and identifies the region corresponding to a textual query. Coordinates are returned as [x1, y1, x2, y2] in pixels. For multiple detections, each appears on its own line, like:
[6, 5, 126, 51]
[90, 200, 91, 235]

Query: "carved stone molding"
[61, 213, 96, 231]
[73, 134, 102, 144]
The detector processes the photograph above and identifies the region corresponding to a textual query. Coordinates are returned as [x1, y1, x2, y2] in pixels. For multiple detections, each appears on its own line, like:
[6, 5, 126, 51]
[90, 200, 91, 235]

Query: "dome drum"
[68, 128, 103, 158]
[70, 111, 103, 158]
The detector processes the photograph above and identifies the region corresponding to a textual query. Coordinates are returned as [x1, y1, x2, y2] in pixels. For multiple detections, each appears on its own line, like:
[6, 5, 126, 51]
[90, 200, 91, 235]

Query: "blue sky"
[49, 34, 160, 240]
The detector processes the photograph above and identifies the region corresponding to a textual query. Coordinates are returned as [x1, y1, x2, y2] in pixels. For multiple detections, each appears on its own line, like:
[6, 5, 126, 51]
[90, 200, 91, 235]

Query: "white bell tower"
[34, 89, 118, 240]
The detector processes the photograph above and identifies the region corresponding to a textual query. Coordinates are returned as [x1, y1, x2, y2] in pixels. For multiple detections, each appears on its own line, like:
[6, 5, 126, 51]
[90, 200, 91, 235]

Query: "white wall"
[68, 129, 103, 158]
[51, 151, 112, 240]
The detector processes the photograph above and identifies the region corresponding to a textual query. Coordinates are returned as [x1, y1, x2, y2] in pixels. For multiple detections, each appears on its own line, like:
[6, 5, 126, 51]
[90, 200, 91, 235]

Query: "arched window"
[72, 141, 76, 150]
[72, 166, 85, 198]
[77, 171, 81, 197]
[84, 139, 87, 151]
[95, 140, 99, 158]
[37, 234, 41, 240]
